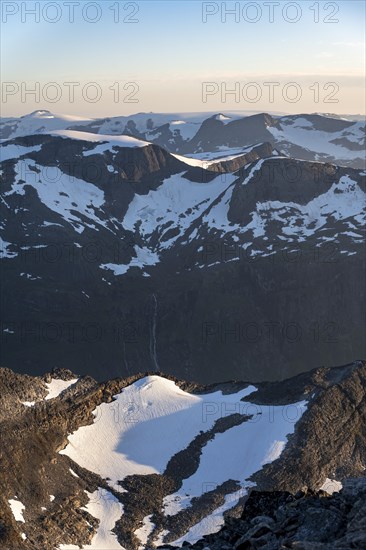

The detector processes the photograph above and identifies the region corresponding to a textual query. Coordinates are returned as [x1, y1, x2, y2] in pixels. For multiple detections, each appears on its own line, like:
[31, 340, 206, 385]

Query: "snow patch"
[8, 499, 25, 522]
[100, 246, 160, 276]
[168, 490, 245, 547]
[50, 129, 149, 148]
[320, 478, 343, 494]
[73, 489, 125, 549]
[45, 378, 78, 400]
[134, 514, 155, 549]
[10, 160, 106, 234]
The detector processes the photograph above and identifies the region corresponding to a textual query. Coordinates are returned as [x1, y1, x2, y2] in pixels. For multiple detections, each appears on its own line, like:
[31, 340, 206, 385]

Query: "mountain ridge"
[0, 360, 365, 549]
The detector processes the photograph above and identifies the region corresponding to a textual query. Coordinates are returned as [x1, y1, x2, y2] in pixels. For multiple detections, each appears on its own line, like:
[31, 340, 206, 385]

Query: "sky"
[1, 0, 365, 117]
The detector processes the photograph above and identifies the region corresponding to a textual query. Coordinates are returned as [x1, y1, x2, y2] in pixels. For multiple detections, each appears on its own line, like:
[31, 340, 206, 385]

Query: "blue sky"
[1, 0, 365, 116]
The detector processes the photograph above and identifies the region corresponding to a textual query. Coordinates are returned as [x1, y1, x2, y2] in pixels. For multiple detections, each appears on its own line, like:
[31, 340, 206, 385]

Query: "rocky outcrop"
[158, 478, 366, 549]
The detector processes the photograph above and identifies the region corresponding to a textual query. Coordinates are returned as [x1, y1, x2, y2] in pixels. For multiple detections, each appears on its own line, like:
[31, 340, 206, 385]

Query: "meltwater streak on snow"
[45, 378, 78, 400]
[59, 376, 257, 488]
[8, 499, 25, 522]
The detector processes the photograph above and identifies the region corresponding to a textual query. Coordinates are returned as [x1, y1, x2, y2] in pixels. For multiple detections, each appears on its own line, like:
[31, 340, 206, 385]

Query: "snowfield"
[50, 129, 149, 149]
[60, 376, 258, 486]
[123, 172, 238, 250]
[8, 159, 107, 234]
[269, 117, 365, 162]
[59, 375, 307, 546]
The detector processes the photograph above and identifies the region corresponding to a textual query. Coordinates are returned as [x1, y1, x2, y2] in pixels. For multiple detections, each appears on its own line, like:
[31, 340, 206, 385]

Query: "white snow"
[0, 111, 94, 140]
[173, 147, 258, 170]
[0, 237, 17, 258]
[252, 176, 366, 239]
[261, 440, 286, 465]
[320, 478, 343, 494]
[163, 399, 307, 517]
[269, 117, 365, 162]
[172, 153, 208, 168]
[50, 130, 149, 150]
[59, 373, 306, 545]
[215, 113, 232, 124]
[100, 263, 129, 276]
[8, 499, 25, 522]
[188, 145, 260, 162]
[45, 378, 78, 400]
[168, 489, 245, 547]
[21, 401, 35, 407]
[123, 172, 237, 250]
[0, 143, 42, 161]
[10, 160, 107, 234]
[60, 376, 257, 489]
[134, 514, 155, 549]
[169, 120, 201, 141]
[50, 495, 55, 502]
[61, 489, 124, 549]
[100, 246, 160, 276]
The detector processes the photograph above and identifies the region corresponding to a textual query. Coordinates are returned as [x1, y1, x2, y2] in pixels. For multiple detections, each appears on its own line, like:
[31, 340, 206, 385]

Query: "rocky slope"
[1, 126, 365, 381]
[0, 360, 365, 549]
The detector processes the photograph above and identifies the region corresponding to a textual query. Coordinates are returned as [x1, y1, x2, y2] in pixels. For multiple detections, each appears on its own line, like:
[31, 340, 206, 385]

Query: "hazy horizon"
[2, 107, 366, 120]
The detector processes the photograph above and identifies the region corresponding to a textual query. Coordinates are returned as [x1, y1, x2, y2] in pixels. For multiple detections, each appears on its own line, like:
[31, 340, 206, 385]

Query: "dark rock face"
[1, 133, 365, 382]
[207, 143, 277, 174]
[180, 114, 278, 154]
[227, 160, 359, 223]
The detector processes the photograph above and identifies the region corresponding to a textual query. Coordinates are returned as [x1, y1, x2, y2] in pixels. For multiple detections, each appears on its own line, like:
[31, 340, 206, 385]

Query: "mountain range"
[1, 110, 365, 381]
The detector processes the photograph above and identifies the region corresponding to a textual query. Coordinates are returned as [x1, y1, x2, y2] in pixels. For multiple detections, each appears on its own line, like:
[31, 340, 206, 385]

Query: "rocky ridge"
[0, 361, 365, 549]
